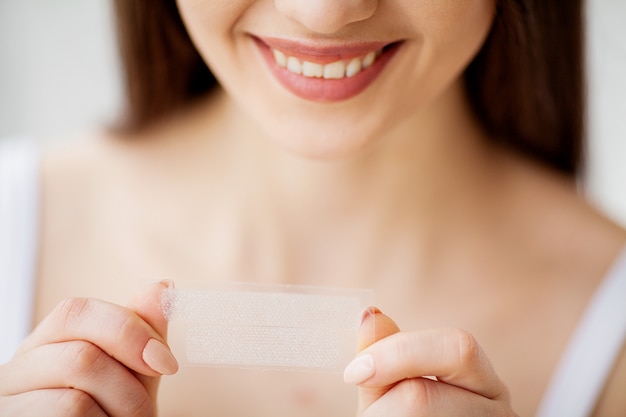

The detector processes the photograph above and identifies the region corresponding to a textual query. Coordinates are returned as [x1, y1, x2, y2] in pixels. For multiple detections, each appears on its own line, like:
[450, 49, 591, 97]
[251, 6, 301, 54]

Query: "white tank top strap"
[0, 138, 40, 364]
[535, 245, 626, 417]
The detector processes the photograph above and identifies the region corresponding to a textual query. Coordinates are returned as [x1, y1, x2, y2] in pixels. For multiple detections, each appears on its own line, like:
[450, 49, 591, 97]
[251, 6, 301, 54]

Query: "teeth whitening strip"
[161, 282, 373, 371]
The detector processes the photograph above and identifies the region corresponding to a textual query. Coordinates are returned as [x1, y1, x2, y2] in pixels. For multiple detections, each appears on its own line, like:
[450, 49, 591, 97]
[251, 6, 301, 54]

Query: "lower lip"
[255, 39, 400, 102]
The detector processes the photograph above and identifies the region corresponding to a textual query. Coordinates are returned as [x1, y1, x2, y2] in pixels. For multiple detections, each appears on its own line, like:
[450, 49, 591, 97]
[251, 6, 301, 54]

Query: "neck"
[188, 81, 502, 285]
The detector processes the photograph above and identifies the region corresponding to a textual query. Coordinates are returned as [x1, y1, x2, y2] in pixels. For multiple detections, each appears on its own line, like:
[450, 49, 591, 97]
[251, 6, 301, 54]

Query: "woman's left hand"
[345, 308, 519, 416]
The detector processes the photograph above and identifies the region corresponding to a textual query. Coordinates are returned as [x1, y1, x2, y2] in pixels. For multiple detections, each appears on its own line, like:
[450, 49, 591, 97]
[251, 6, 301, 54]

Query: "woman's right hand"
[0, 281, 178, 417]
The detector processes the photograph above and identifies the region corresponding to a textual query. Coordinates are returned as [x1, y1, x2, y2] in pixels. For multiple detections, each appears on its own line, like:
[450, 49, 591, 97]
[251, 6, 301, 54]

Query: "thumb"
[350, 307, 401, 414]
[127, 280, 172, 339]
[126, 280, 176, 399]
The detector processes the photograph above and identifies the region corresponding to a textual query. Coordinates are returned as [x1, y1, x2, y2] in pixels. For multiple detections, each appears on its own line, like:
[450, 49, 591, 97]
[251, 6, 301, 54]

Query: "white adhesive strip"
[162, 282, 373, 371]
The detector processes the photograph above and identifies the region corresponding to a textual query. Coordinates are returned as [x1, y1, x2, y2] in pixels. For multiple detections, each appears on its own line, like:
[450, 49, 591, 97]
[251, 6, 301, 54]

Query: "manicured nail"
[159, 279, 175, 289]
[343, 354, 375, 385]
[360, 306, 382, 324]
[142, 338, 179, 375]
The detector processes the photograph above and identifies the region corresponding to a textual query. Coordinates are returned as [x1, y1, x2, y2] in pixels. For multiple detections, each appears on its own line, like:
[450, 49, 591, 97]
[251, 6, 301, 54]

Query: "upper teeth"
[272, 48, 381, 79]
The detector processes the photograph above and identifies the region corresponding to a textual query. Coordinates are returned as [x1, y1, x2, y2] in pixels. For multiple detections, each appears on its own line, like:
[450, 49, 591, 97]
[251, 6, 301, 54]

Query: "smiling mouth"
[253, 37, 402, 102]
[271, 46, 383, 79]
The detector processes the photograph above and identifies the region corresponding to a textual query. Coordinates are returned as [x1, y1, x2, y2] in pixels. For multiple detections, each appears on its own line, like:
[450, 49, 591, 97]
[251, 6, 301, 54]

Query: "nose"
[274, 0, 378, 34]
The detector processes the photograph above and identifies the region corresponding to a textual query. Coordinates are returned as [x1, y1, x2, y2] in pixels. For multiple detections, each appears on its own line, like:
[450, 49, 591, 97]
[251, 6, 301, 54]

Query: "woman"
[0, 0, 624, 416]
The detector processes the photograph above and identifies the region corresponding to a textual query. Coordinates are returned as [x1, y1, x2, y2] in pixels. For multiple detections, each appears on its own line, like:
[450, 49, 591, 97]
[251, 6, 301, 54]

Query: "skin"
[1, 0, 625, 416]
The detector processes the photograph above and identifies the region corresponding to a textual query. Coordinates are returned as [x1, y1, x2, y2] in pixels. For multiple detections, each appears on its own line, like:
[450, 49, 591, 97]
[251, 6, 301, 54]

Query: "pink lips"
[254, 37, 400, 102]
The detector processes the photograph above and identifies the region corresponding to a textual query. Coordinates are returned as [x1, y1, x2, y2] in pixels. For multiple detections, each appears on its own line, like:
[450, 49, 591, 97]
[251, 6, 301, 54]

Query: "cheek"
[399, 0, 495, 94]
[418, 0, 495, 48]
[175, 0, 274, 102]
[175, 0, 251, 63]
[176, 0, 252, 25]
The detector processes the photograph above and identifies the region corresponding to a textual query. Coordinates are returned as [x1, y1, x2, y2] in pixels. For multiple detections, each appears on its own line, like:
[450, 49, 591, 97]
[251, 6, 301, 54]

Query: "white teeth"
[346, 57, 362, 77]
[362, 51, 376, 68]
[302, 61, 324, 78]
[272, 47, 382, 79]
[323, 61, 345, 79]
[272, 49, 287, 67]
[287, 56, 302, 75]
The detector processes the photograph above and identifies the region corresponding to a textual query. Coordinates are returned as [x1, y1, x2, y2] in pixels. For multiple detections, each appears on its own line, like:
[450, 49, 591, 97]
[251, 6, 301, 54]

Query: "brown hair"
[112, 0, 585, 177]
[465, 0, 585, 176]
[113, 1, 216, 129]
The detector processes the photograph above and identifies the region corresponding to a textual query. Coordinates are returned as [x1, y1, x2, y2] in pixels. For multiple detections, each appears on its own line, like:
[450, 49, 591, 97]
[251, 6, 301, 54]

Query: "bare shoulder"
[496, 149, 626, 278]
[42, 130, 116, 177]
[496, 151, 626, 414]
[40, 130, 131, 218]
[42, 130, 111, 194]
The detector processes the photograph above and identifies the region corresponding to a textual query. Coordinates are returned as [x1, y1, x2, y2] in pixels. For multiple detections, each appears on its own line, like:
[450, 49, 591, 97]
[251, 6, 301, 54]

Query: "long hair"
[465, 0, 585, 176]
[112, 1, 216, 129]
[112, 0, 585, 177]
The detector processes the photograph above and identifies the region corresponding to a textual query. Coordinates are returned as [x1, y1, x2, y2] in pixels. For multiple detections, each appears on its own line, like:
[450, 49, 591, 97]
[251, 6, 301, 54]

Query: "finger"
[17, 289, 177, 377]
[344, 328, 509, 401]
[126, 280, 171, 339]
[126, 280, 176, 398]
[357, 307, 401, 351]
[361, 377, 514, 417]
[0, 389, 107, 417]
[352, 307, 401, 413]
[0, 341, 153, 417]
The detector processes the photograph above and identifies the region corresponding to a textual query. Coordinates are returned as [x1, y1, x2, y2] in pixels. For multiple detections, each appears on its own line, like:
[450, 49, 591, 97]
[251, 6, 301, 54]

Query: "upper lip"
[254, 36, 398, 64]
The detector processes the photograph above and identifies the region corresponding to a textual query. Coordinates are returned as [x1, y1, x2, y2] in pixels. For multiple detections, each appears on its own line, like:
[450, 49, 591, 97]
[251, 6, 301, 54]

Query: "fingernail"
[159, 279, 175, 289]
[361, 306, 382, 324]
[343, 354, 375, 385]
[142, 338, 179, 375]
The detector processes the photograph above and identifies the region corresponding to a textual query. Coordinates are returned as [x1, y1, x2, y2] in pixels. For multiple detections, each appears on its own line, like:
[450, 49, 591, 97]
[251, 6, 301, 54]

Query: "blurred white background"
[0, 0, 624, 225]
[0, 0, 122, 139]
